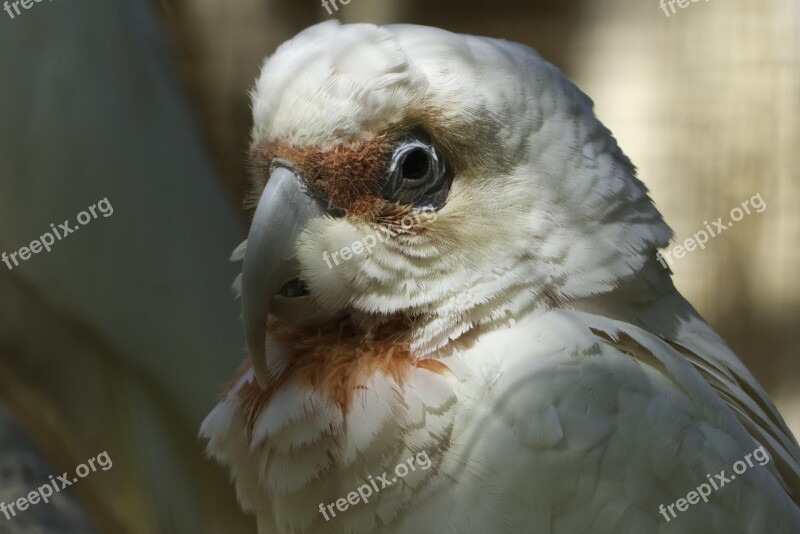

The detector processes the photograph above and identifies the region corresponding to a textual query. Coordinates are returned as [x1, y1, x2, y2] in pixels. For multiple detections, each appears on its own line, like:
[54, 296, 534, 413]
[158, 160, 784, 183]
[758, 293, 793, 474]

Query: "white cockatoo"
[201, 21, 800, 533]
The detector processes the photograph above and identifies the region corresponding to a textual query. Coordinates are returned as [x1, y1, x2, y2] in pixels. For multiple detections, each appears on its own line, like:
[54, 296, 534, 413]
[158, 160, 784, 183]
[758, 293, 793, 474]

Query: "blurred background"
[0, 0, 797, 532]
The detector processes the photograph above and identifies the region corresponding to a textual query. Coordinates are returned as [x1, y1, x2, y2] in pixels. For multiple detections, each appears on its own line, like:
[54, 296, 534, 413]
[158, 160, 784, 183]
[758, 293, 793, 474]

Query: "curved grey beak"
[242, 166, 334, 388]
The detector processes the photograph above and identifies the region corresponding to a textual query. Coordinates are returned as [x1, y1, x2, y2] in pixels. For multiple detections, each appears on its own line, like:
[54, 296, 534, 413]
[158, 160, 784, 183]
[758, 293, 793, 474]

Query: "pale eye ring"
[383, 131, 451, 209]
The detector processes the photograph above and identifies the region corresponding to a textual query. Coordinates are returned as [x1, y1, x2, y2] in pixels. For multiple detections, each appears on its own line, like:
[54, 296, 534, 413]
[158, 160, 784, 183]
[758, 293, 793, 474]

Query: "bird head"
[240, 21, 673, 388]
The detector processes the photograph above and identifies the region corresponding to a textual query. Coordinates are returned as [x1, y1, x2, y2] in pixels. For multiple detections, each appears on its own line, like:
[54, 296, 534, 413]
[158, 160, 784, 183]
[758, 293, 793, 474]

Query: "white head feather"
[249, 21, 672, 352]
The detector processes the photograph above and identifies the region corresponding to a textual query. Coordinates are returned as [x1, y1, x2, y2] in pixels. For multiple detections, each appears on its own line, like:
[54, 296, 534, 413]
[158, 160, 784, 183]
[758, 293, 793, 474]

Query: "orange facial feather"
[231, 318, 449, 439]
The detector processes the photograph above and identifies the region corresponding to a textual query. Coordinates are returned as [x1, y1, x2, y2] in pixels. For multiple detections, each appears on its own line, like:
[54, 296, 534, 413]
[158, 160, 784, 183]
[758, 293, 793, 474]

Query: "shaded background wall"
[0, 0, 797, 532]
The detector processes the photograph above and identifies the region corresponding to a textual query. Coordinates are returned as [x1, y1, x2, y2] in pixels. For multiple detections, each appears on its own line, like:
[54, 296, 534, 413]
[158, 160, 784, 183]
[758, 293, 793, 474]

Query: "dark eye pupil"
[401, 148, 430, 180]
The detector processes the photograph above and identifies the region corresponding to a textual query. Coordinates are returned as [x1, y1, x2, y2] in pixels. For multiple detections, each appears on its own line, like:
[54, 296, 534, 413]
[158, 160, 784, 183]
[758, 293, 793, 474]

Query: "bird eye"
[383, 131, 451, 209]
[400, 147, 432, 182]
